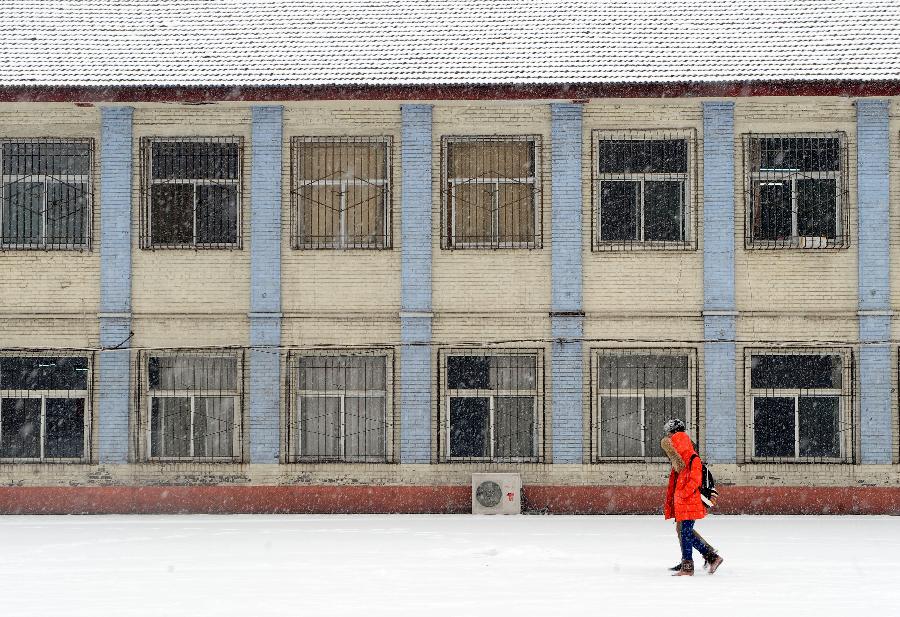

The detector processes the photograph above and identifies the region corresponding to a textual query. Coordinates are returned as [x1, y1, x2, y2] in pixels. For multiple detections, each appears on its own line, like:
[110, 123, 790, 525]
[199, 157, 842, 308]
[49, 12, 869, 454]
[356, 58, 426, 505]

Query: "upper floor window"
[0, 139, 92, 250]
[745, 349, 852, 462]
[439, 350, 543, 462]
[441, 136, 542, 249]
[0, 354, 90, 461]
[291, 137, 392, 249]
[140, 137, 242, 249]
[593, 131, 695, 250]
[744, 134, 849, 249]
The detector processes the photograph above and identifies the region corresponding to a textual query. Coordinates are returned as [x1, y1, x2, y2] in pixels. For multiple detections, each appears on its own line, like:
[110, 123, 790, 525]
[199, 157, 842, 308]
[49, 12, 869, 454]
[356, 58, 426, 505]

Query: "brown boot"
[705, 553, 724, 574]
[672, 560, 694, 576]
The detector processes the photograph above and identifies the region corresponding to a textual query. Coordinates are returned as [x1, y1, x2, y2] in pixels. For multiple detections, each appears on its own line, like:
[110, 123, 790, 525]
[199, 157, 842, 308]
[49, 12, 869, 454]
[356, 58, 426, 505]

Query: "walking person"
[660, 418, 724, 576]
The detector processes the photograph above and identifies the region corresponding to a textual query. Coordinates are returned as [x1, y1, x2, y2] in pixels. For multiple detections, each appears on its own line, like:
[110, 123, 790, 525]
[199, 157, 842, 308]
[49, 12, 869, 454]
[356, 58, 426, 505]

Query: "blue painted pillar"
[550, 103, 584, 464]
[400, 105, 433, 463]
[98, 107, 133, 464]
[857, 99, 892, 464]
[249, 106, 283, 463]
[702, 102, 737, 464]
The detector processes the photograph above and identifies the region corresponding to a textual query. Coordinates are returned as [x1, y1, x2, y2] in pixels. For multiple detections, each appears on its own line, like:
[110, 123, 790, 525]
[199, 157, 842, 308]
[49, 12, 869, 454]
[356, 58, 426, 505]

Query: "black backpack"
[688, 454, 718, 508]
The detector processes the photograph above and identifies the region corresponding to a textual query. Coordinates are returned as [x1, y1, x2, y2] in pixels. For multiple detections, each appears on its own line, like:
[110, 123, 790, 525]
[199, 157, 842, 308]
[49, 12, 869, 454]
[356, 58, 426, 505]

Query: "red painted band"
[1, 485, 899, 515]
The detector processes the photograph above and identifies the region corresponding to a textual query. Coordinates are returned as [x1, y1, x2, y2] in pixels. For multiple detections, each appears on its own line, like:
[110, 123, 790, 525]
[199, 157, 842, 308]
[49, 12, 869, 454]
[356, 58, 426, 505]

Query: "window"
[288, 351, 392, 462]
[291, 137, 392, 249]
[592, 349, 696, 461]
[439, 350, 542, 462]
[744, 134, 849, 248]
[0, 139, 92, 249]
[593, 131, 695, 250]
[745, 350, 853, 462]
[0, 354, 90, 461]
[441, 136, 541, 249]
[140, 137, 242, 248]
[142, 352, 242, 461]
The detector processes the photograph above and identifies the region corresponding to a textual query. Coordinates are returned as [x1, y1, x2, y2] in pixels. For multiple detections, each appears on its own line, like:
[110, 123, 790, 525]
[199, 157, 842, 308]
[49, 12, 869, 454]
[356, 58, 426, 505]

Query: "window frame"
[139, 349, 245, 463]
[440, 135, 543, 250]
[743, 132, 850, 250]
[139, 136, 244, 250]
[591, 129, 697, 251]
[0, 138, 94, 251]
[290, 136, 393, 250]
[285, 348, 395, 463]
[743, 347, 854, 464]
[438, 348, 545, 463]
[590, 348, 698, 462]
[0, 351, 93, 463]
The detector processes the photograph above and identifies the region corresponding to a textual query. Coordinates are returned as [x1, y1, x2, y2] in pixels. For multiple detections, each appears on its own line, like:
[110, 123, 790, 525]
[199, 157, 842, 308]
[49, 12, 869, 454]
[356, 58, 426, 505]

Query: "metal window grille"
[140, 137, 243, 249]
[441, 136, 542, 249]
[743, 348, 855, 463]
[290, 137, 393, 249]
[743, 133, 850, 249]
[438, 349, 544, 462]
[137, 349, 244, 462]
[286, 350, 394, 462]
[0, 351, 92, 462]
[592, 130, 697, 251]
[0, 138, 93, 250]
[590, 349, 698, 462]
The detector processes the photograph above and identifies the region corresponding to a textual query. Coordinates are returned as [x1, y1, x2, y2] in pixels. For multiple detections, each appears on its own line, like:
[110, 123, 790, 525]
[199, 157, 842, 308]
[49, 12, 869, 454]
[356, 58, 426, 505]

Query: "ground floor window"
[439, 349, 543, 462]
[745, 349, 853, 462]
[287, 351, 393, 462]
[0, 354, 90, 461]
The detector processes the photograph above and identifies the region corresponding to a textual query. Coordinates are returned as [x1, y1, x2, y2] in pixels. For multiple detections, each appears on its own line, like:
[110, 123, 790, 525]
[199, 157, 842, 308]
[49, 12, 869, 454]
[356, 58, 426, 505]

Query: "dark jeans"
[680, 519, 713, 561]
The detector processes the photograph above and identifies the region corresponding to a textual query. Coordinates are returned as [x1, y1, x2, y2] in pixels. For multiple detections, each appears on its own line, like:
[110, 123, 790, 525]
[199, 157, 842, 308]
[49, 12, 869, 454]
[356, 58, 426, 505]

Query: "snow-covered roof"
[0, 0, 898, 87]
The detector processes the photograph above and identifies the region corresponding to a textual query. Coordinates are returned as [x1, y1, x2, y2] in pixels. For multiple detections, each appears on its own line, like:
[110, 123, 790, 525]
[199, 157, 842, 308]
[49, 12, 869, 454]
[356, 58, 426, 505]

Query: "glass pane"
[798, 396, 840, 458]
[452, 182, 492, 243]
[643, 181, 684, 241]
[448, 141, 533, 179]
[344, 396, 386, 460]
[797, 178, 837, 238]
[644, 397, 686, 456]
[599, 181, 638, 241]
[597, 355, 689, 390]
[0, 356, 88, 390]
[495, 396, 534, 458]
[750, 355, 842, 389]
[196, 185, 238, 244]
[45, 398, 85, 458]
[298, 356, 384, 392]
[149, 356, 237, 391]
[752, 180, 791, 241]
[152, 141, 239, 180]
[46, 182, 88, 245]
[753, 397, 795, 457]
[299, 396, 340, 458]
[194, 397, 234, 458]
[449, 397, 490, 458]
[150, 397, 192, 457]
[0, 398, 41, 458]
[2, 182, 42, 244]
[599, 396, 641, 457]
[447, 356, 491, 390]
[299, 185, 341, 244]
[752, 137, 840, 173]
[2, 141, 91, 175]
[297, 143, 386, 182]
[345, 185, 385, 246]
[491, 355, 536, 390]
[598, 139, 687, 174]
[496, 182, 534, 244]
[150, 183, 194, 245]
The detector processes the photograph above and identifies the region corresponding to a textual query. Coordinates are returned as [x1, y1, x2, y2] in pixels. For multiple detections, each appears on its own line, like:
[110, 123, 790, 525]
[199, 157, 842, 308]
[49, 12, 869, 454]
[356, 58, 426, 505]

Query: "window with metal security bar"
[439, 350, 543, 462]
[745, 349, 854, 463]
[744, 134, 850, 249]
[593, 131, 696, 250]
[139, 351, 243, 461]
[0, 354, 91, 462]
[140, 137, 242, 249]
[291, 137, 392, 249]
[441, 136, 542, 249]
[287, 351, 393, 462]
[591, 349, 697, 461]
[0, 139, 93, 249]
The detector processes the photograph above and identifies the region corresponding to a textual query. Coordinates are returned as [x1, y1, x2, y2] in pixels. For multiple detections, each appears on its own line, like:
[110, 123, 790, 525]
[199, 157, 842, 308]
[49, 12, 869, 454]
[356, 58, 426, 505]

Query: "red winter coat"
[663, 432, 706, 522]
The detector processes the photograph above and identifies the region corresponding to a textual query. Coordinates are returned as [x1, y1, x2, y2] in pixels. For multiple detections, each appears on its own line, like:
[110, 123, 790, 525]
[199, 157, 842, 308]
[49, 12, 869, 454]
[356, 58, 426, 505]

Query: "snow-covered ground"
[1, 514, 898, 616]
